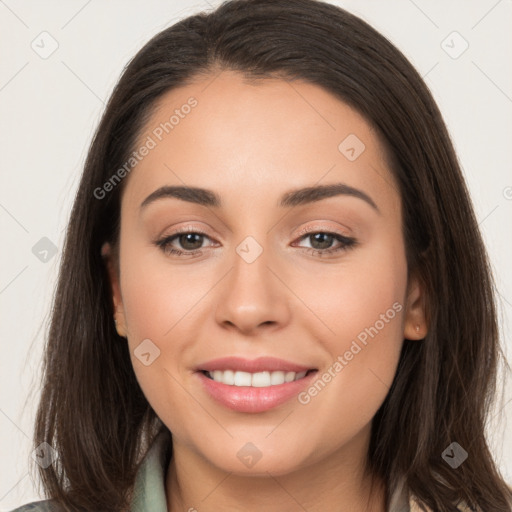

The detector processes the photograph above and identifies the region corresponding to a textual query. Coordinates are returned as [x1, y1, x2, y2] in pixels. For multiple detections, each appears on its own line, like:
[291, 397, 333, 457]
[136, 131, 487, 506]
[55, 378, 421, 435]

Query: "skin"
[103, 69, 427, 512]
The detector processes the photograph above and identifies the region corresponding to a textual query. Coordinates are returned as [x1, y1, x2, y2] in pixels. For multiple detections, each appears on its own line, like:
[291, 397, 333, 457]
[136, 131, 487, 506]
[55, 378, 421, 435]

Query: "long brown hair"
[32, 0, 512, 510]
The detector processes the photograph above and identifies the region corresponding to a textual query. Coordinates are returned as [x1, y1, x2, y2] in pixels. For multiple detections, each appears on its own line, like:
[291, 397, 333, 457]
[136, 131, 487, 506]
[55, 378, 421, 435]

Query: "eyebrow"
[140, 182, 379, 213]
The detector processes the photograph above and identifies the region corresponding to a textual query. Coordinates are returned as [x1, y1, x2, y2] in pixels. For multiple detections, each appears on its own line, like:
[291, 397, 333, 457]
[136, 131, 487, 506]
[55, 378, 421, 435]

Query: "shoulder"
[9, 499, 65, 512]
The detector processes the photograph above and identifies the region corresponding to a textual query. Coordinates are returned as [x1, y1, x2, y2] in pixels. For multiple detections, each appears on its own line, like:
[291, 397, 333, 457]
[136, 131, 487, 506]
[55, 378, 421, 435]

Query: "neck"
[165, 428, 386, 512]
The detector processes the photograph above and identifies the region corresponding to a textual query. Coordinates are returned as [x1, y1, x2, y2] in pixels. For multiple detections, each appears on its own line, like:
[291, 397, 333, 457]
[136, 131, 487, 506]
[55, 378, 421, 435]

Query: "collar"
[130, 429, 172, 512]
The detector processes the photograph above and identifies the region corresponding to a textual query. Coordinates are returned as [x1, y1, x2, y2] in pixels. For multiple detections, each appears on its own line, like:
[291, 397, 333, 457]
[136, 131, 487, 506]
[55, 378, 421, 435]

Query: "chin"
[200, 441, 311, 477]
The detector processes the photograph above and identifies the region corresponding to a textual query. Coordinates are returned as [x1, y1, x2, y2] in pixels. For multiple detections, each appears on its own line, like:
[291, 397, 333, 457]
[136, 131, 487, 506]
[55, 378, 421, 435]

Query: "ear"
[101, 242, 127, 338]
[403, 273, 428, 340]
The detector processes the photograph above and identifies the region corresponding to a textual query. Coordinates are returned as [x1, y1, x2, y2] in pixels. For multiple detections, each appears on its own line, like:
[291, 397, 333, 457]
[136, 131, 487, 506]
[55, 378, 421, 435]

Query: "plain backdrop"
[1, 0, 511, 509]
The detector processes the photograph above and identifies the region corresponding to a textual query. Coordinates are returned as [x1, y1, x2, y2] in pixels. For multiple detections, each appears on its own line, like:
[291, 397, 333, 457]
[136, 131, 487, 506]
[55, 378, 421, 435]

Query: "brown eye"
[176, 233, 205, 251]
[156, 230, 213, 256]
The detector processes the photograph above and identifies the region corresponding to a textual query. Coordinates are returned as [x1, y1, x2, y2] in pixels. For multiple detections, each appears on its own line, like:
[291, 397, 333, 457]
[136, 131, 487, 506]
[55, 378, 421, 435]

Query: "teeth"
[206, 370, 309, 387]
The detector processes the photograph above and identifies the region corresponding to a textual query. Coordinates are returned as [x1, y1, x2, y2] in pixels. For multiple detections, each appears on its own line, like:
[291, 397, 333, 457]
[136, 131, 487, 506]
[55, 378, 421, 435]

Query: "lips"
[194, 356, 318, 413]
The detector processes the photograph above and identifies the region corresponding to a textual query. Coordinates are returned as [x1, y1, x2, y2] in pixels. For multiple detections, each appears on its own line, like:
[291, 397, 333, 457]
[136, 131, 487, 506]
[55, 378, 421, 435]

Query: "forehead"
[121, 70, 399, 215]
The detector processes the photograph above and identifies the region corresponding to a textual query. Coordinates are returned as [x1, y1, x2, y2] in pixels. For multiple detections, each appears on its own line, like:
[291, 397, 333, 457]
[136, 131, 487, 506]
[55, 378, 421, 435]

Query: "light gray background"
[1, 0, 511, 509]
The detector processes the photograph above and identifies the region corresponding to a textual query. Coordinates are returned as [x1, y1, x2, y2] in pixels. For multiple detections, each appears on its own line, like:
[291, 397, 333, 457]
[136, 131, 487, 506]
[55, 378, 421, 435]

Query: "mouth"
[200, 368, 317, 387]
[194, 356, 318, 413]
[194, 357, 318, 413]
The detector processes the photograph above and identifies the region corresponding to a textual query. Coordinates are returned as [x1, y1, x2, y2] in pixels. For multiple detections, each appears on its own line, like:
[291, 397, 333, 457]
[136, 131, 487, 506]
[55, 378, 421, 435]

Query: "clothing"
[10, 431, 472, 511]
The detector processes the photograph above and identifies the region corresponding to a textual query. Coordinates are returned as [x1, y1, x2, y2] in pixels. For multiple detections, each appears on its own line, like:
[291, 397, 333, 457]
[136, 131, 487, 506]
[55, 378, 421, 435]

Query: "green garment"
[130, 429, 172, 512]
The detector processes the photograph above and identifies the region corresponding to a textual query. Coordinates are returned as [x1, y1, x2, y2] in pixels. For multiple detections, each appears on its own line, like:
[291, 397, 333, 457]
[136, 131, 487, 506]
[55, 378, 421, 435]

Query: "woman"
[12, 0, 512, 510]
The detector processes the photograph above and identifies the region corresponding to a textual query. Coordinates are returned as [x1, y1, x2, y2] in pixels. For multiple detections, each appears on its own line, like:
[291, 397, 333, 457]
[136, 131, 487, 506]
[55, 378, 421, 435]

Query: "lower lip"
[196, 371, 317, 413]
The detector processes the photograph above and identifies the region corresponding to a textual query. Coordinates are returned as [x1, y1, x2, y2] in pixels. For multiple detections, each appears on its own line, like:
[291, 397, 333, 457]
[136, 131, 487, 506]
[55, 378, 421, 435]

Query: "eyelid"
[293, 222, 353, 239]
[158, 223, 215, 240]
[171, 224, 209, 235]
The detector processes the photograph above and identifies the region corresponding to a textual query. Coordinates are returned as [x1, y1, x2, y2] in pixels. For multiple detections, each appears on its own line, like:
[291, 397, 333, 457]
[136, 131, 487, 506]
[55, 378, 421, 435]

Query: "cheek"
[296, 232, 407, 351]
[117, 243, 186, 391]
[119, 235, 210, 341]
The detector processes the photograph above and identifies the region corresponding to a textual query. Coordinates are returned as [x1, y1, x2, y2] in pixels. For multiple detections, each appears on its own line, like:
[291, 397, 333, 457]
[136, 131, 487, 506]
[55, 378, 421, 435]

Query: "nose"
[214, 240, 291, 336]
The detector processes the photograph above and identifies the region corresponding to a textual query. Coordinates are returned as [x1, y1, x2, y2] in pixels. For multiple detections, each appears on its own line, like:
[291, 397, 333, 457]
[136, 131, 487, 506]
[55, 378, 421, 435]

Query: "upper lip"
[196, 356, 316, 373]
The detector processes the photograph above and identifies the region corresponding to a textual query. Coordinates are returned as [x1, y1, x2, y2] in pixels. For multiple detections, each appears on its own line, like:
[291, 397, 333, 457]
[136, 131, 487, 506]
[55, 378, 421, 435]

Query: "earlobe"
[403, 274, 428, 340]
[101, 242, 128, 338]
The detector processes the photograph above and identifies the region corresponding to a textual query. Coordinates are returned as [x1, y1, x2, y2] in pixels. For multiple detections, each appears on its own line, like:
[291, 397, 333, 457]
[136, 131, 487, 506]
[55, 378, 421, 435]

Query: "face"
[103, 69, 425, 477]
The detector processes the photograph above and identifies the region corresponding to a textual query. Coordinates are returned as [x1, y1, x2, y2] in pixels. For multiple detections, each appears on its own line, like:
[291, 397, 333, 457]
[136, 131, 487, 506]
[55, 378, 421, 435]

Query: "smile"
[195, 357, 318, 413]
[203, 369, 314, 387]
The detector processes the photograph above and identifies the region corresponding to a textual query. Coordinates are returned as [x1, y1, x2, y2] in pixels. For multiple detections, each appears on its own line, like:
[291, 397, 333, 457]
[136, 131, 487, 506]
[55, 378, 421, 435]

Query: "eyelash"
[155, 226, 357, 258]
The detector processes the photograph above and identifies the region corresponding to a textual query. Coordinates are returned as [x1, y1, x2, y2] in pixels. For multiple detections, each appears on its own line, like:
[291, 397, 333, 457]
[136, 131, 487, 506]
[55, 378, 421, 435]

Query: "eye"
[155, 229, 215, 257]
[293, 231, 357, 256]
